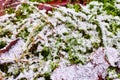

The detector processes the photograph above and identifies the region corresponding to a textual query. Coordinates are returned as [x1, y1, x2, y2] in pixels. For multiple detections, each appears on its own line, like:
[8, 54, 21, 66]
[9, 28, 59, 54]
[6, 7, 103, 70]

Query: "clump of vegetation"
[91, 0, 120, 16]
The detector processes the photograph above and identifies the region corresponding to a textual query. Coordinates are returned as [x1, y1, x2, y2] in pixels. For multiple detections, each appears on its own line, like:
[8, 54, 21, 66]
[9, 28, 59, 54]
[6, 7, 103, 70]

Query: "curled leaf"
[0, 39, 24, 64]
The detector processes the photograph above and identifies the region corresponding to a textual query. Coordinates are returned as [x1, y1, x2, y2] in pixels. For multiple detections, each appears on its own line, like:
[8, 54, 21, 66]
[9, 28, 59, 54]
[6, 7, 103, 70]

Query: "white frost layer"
[51, 47, 120, 80]
[0, 39, 24, 63]
[105, 47, 120, 67]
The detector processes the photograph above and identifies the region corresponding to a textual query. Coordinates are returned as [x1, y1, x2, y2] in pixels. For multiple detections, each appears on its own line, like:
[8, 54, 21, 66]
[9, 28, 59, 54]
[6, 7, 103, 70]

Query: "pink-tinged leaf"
[37, 4, 53, 12]
[51, 47, 120, 80]
[0, 38, 19, 54]
[0, 39, 24, 64]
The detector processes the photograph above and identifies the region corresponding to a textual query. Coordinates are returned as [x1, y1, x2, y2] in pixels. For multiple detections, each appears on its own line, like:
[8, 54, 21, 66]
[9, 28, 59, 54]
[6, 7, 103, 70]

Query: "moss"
[89, 4, 94, 9]
[43, 72, 51, 80]
[0, 41, 7, 49]
[92, 42, 100, 49]
[50, 62, 59, 71]
[33, 68, 38, 72]
[67, 4, 81, 12]
[41, 47, 51, 61]
[18, 77, 27, 80]
[0, 29, 12, 38]
[15, 9, 27, 20]
[13, 69, 20, 78]
[18, 28, 30, 40]
[108, 23, 120, 35]
[84, 34, 91, 39]
[0, 63, 11, 73]
[66, 22, 75, 30]
[68, 54, 84, 64]
[34, 74, 42, 80]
